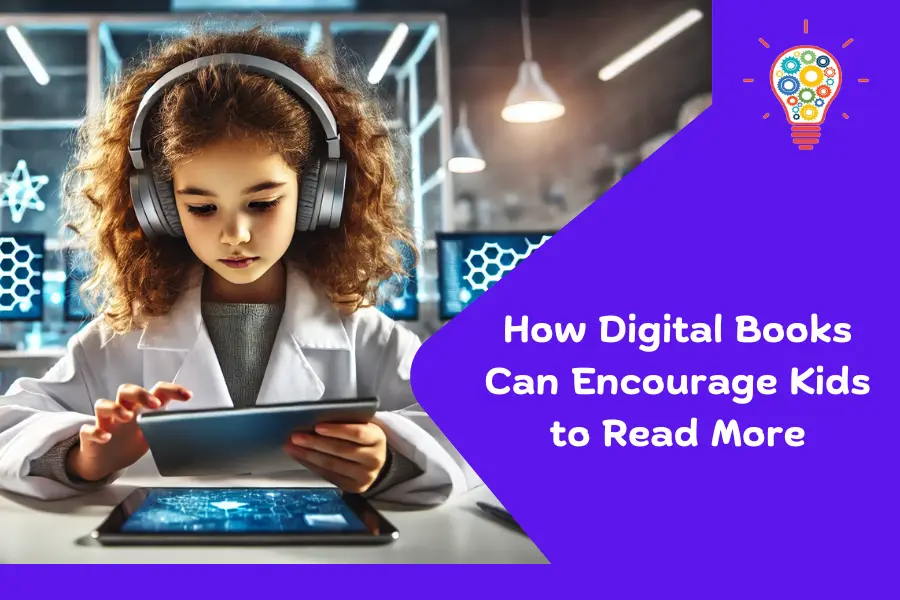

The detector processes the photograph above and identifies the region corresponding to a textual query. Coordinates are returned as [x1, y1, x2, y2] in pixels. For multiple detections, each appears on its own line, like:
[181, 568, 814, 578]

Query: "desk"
[0, 472, 546, 564]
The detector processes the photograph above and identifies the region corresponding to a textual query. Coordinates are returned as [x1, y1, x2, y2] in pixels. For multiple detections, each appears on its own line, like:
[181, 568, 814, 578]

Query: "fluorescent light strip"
[368, 23, 409, 85]
[599, 8, 703, 81]
[5, 26, 50, 86]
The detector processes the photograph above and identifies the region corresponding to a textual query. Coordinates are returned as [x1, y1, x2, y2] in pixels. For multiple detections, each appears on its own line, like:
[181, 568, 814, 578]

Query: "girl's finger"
[95, 398, 132, 424]
[148, 382, 193, 407]
[80, 423, 111, 444]
[287, 452, 364, 494]
[116, 384, 158, 410]
[94, 398, 118, 431]
[314, 423, 382, 446]
[284, 444, 370, 483]
[291, 433, 382, 469]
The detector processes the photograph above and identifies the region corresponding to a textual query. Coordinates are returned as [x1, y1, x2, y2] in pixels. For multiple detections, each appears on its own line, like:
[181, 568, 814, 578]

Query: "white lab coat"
[0, 263, 468, 505]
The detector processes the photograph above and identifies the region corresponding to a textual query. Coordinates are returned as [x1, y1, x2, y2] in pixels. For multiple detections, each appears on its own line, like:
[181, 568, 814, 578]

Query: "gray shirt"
[29, 301, 422, 495]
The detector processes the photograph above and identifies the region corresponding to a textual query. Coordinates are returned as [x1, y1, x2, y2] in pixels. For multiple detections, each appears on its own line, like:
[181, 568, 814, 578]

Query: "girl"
[0, 24, 466, 506]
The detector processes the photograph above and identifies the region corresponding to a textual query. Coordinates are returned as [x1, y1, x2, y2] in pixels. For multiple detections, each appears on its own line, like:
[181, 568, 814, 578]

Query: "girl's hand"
[284, 422, 388, 494]
[66, 382, 192, 482]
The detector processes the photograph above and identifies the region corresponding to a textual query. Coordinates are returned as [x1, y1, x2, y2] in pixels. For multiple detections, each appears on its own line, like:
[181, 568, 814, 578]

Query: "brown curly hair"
[62, 22, 415, 334]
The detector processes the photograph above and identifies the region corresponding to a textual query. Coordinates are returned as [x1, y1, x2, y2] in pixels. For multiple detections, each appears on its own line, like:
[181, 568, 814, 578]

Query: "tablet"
[137, 397, 379, 477]
[91, 487, 399, 545]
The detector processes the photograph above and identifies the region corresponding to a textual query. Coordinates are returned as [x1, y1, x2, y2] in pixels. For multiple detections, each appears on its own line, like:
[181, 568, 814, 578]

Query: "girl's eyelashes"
[249, 198, 281, 212]
[187, 204, 216, 216]
[185, 198, 281, 217]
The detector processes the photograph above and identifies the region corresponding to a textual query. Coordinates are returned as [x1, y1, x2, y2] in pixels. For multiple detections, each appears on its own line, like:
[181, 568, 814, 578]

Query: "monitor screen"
[0, 233, 45, 322]
[63, 248, 94, 322]
[437, 231, 554, 319]
[376, 240, 419, 321]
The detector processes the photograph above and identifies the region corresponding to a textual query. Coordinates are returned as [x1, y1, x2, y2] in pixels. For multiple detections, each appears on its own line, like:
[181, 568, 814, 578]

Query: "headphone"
[128, 53, 348, 240]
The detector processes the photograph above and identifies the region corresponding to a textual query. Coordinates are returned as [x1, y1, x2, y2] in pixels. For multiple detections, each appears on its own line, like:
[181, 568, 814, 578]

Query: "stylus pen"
[476, 502, 526, 534]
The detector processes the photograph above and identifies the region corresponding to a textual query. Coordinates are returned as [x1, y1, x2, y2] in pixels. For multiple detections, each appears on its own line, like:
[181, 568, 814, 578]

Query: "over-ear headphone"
[128, 53, 348, 240]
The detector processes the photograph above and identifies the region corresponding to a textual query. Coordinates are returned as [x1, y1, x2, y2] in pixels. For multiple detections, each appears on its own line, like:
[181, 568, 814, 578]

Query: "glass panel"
[0, 129, 74, 235]
[0, 28, 87, 120]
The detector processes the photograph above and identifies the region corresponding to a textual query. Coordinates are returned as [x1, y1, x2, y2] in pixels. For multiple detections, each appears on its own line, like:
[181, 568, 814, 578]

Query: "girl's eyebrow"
[175, 181, 287, 197]
[176, 185, 217, 197]
[242, 180, 287, 195]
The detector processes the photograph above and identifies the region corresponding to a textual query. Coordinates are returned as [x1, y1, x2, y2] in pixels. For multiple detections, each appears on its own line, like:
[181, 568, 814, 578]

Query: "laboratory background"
[0, 0, 712, 388]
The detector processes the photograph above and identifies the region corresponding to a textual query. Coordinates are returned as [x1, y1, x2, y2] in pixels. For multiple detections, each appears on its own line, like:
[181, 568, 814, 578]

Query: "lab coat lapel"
[254, 265, 351, 406]
[137, 267, 234, 411]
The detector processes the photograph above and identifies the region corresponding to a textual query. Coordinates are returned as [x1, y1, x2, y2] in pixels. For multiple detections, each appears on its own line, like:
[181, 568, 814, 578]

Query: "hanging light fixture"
[449, 104, 486, 174]
[502, 0, 565, 123]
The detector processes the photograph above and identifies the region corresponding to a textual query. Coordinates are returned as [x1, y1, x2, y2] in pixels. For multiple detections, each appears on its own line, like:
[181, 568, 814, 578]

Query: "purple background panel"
[412, 0, 899, 592]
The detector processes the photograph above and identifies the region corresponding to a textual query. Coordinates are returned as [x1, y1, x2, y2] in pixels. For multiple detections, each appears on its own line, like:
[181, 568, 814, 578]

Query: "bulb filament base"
[791, 125, 822, 151]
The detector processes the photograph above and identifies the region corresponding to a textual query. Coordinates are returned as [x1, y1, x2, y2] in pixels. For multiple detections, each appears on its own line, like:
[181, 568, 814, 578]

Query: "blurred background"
[0, 0, 711, 384]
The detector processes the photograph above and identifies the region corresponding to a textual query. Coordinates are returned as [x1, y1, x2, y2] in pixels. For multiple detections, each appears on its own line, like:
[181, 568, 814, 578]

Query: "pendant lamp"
[502, 0, 565, 123]
[449, 104, 486, 174]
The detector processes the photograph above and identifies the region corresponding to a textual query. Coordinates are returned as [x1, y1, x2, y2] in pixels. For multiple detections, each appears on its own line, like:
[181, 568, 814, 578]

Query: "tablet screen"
[120, 488, 368, 534]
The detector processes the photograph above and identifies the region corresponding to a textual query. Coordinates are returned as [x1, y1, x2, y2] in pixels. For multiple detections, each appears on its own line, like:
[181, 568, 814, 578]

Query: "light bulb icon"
[771, 45, 841, 150]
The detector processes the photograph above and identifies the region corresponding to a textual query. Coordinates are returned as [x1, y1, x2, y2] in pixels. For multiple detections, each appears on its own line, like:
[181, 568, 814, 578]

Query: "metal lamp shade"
[501, 60, 565, 123]
[449, 123, 486, 173]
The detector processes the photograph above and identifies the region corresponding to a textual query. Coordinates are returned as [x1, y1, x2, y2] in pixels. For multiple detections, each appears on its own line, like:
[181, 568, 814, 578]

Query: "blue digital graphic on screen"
[121, 488, 367, 533]
[0, 234, 44, 322]
[63, 249, 94, 322]
[376, 240, 418, 321]
[438, 231, 554, 319]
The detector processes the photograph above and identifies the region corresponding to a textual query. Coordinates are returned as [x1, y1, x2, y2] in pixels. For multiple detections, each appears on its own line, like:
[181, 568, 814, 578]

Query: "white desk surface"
[0, 472, 546, 564]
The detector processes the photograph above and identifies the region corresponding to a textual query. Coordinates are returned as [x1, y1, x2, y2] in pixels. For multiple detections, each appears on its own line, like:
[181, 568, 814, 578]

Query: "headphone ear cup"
[150, 162, 184, 237]
[297, 157, 324, 232]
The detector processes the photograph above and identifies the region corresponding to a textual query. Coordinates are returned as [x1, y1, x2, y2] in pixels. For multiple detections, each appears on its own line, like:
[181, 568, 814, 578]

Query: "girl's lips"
[219, 257, 258, 269]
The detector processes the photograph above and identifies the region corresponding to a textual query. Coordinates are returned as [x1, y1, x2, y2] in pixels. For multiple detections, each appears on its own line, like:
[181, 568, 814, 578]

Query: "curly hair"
[62, 22, 415, 334]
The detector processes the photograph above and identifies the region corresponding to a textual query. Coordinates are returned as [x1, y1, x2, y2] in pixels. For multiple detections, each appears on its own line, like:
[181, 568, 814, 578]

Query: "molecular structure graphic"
[0, 160, 49, 223]
[0, 236, 43, 314]
[464, 235, 551, 292]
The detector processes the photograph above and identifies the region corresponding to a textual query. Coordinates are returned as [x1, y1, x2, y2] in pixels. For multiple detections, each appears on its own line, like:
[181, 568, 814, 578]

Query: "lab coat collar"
[137, 261, 352, 352]
[136, 261, 351, 409]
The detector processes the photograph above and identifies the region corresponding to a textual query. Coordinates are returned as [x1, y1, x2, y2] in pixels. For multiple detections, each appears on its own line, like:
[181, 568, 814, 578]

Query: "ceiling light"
[5, 26, 50, 86]
[502, 0, 564, 123]
[368, 23, 409, 85]
[449, 104, 486, 174]
[599, 8, 704, 81]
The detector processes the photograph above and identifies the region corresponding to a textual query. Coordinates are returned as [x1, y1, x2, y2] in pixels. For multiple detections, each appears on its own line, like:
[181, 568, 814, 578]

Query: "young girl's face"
[172, 137, 299, 288]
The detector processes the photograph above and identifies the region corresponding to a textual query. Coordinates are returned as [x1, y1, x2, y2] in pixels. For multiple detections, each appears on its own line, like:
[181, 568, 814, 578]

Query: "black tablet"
[136, 397, 379, 477]
[92, 487, 399, 545]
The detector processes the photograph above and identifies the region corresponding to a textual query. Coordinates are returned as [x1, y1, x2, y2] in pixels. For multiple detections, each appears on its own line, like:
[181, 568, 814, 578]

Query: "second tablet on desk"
[136, 397, 379, 477]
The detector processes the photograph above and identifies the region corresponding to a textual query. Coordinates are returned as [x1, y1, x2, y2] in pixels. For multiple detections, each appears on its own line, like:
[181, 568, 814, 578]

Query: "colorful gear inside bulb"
[781, 57, 801, 74]
[787, 96, 799, 106]
[824, 67, 836, 77]
[816, 84, 832, 98]
[815, 98, 825, 107]
[826, 78, 835, 85]
[816, 55, 831, 68]
[799, 65, 824, 87]
[798, 88, 816, 103]
[800, 105, 819, 121]
[778, 75, 801, 95]
[800, 50, 817, 64]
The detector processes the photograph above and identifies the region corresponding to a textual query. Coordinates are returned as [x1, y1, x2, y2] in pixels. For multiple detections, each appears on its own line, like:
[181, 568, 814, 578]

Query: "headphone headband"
[128, 53, 341, 170]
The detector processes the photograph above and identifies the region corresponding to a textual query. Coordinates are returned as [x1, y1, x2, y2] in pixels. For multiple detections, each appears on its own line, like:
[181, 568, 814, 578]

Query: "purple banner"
[412, 0, 897, 594]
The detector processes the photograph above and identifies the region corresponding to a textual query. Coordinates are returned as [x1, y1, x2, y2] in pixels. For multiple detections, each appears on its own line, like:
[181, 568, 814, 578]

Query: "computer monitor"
[437, 231, 554, 320]
[63, 248, 94, 323]
[376, 240, 419, 321]
[0, 233, 45, 322]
